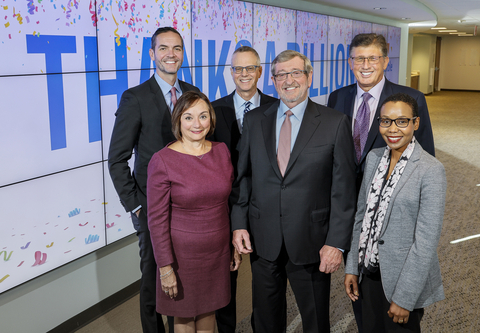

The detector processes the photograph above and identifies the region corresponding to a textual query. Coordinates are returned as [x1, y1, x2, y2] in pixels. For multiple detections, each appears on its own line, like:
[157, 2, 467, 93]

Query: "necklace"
[181, 142, 206, 159]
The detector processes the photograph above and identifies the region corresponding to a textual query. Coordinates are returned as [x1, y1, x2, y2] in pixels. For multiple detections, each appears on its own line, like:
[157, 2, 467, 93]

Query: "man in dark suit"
[231, 50, 356, 332]
[108, 27, 199, 333]
[210, 46, 276, 333]
[327, 33, 435, 333]
[328, 33, 435, 191]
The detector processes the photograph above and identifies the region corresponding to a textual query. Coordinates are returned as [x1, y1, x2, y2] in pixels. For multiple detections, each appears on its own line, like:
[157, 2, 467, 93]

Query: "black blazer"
[108, 75, 199, 213]
[231, 99, 357, 265]
[211, 89, 277, 177]
[327, 79, 435, 190]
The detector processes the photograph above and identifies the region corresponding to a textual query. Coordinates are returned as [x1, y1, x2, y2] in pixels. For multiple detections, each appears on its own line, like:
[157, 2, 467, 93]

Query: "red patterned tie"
[170, 87, 177, 111]
[277, 110, 293, 177]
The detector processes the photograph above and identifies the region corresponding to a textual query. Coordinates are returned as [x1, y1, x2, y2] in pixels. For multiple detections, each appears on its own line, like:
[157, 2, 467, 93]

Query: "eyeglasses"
[351, 56, 385, 64]
[272, 70, 307, 81]
[378, 117, 418, 128]
[231, 65, 260, 74]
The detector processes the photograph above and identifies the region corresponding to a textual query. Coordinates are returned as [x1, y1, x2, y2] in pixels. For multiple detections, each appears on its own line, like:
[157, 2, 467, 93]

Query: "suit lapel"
[261, 101, 282, 180]
[345, 84, 356, 118]
[284, 99, 321, 177]
[380, 143, 421, 235]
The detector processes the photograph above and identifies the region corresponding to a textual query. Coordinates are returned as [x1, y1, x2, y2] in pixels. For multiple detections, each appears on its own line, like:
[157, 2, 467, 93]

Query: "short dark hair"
[350, 33, 388, 57]
[381, 93, 419, 118]
[232, 46, 261, 66]
[151, 27, 184, 50]
[171, 91, 216, 140]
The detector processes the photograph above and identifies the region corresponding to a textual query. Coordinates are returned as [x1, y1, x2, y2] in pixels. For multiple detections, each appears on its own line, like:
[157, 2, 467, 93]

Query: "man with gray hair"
[231, 50, 356, 332]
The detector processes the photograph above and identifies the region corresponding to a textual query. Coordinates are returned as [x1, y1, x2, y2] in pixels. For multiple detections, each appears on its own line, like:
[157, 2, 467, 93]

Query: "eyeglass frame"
[231, 65, 260, 74]
[272, 70, 308, 81]
[350, 55, 386, 64]
[377, 116, 418, 128]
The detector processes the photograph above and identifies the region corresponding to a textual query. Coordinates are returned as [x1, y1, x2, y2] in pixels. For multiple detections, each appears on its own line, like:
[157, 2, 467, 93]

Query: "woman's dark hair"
[171, 91, 216, 140]
[381, 93, 419, 117]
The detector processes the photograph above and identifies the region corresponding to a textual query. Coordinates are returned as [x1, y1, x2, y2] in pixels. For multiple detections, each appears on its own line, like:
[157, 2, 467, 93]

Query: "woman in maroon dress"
[147, 91, 241, 333]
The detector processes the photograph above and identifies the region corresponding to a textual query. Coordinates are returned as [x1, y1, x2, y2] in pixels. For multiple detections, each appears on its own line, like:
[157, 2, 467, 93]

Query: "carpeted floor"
[76, 90, 480, 332]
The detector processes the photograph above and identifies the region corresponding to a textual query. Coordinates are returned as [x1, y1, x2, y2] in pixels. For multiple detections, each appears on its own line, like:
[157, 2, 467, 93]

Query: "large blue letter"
[99, 38, 128, 107]
[26, 35, 76, 150]
[262, 42, 278, 98]
[178, 47, 193, 85]
[194, 39, 203, 92]
[335, 44, 345, 89]
[208, 40, 229, 100]
[320, 44, 328, 96]
[140, 37, 153, 84]
[84, 36, 101, 143]
[309, 43, 318, 98]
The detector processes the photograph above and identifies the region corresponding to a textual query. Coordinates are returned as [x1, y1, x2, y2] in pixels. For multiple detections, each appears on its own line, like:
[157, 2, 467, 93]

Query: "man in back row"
[210, 45, 277, 332]
[328, 33, 435, 191]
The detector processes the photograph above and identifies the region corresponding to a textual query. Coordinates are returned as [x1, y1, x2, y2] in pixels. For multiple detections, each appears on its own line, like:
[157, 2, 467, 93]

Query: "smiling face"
[149, 31, 184, 84]
[349, 45, 389, 92]
[180, 99, 211, 143]
[380, 101, 420, 155]
[272, 56, 312, 109]
[231, 51, 262, 100]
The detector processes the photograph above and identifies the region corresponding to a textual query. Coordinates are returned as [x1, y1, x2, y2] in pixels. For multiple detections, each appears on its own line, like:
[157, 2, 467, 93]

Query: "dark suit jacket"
[231, 99, 357, 265]
[108, 75, 199, 214]
[327, 79, 435, 189]
[211, 89, 277, 178]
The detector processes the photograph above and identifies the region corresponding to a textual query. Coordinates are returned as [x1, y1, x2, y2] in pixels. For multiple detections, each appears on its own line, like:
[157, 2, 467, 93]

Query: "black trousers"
[360, 270, 424, 333]
[250, 245, 331, 333]
[132, 211, 174, 333]
[215, 270, 238, 333]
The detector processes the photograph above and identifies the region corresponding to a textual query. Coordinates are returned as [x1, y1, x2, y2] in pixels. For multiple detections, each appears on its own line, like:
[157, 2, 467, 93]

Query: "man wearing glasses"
[327, 33, 435, 332]
[210, 45, 276, 333]
[231, 50, 356, 332]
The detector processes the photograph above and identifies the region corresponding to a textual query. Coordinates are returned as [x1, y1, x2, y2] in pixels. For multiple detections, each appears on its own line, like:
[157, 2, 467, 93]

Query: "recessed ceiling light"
[373, 7, 386, 10]
[439, 30, 458, 32]
[431, 27, 447, 30]
[459, 34, 473, 36]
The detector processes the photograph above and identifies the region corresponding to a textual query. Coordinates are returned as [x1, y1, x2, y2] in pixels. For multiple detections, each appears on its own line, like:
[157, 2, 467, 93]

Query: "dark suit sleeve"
[326, 90, 338, 109]
[108, 89, 142, 212]
[230, 113, 252, 231]
[326, 114, 357, 250]
[414, 93, 435, 157]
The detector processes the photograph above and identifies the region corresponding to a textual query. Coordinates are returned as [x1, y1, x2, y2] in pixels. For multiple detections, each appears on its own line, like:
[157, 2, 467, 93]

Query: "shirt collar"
[356, 75, 385, 102]
[277, 97, 308, 121]
[154, 72, 181, 95]
[233, 90, 260, 108]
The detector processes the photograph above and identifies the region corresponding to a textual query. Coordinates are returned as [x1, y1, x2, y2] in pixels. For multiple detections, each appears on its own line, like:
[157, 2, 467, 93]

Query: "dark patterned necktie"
[244, 101, 252, 114]
[353, 93, 372, 162]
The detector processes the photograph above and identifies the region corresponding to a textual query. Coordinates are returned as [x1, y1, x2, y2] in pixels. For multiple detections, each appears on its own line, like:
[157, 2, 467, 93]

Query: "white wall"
[0, 235, 140, 333]
[411, 34, 437, 94]
[439, 36, 480, 91]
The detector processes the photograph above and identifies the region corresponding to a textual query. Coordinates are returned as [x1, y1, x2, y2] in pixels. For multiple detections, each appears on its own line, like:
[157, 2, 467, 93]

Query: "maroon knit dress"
[147, 141, 233, 317]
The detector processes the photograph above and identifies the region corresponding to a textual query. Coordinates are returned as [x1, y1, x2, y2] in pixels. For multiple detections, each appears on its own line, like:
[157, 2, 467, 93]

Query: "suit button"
[378, 240, 384, 245]
[281, 185, 286, 190]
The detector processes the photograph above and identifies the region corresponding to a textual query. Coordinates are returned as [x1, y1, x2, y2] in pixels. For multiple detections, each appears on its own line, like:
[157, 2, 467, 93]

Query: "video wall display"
[0, 0, 401, 293]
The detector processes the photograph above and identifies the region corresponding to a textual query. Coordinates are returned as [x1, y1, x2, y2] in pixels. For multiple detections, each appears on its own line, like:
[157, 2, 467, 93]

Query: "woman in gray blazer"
[345, 93, 446, 332]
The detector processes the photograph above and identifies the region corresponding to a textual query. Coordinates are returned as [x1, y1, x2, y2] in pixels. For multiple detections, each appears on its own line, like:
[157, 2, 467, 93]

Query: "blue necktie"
[244, 101, 252, 114]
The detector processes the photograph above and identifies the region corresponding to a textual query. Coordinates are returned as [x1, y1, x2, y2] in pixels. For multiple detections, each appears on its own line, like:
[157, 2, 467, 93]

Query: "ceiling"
[305, 0, 480, 37]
